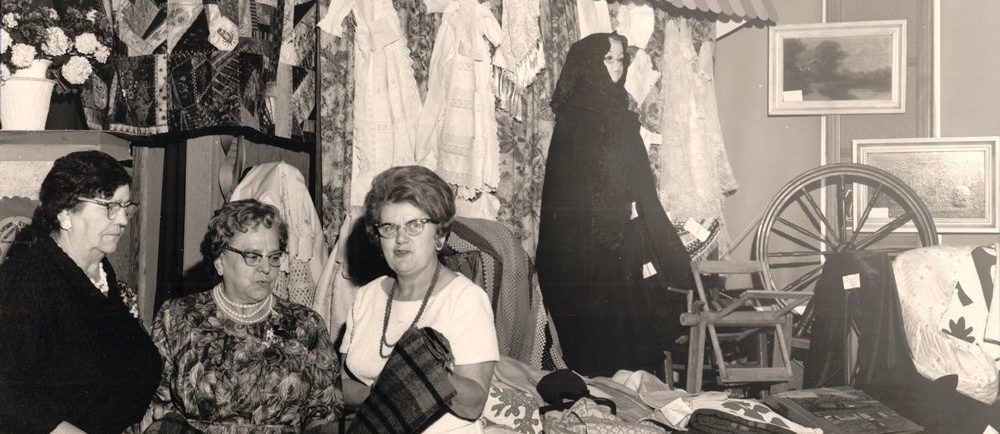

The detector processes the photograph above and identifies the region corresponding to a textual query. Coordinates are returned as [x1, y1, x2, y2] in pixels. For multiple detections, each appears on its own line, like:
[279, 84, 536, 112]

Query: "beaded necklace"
[379, 263, 441, 358]
[213, 285, 274, 325]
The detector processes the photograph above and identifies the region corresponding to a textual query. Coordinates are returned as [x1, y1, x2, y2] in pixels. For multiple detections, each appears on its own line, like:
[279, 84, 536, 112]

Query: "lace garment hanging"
[656, 19, 737, 259]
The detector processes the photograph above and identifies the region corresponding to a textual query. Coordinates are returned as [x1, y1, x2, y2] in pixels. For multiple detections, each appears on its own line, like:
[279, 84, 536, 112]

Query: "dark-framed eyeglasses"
[375, 218, 437, 238]
[77, 197, 140, 219]
[223, 245, 286, 268]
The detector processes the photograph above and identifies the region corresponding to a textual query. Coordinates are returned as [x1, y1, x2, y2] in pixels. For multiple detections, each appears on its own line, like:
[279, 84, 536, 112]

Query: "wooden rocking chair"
[679, 260, 813, 393]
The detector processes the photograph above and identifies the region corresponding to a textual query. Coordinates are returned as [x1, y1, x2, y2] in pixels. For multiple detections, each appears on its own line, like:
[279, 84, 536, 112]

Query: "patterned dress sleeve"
[301, 310, 342, 427]
[141, 301, 182, 429]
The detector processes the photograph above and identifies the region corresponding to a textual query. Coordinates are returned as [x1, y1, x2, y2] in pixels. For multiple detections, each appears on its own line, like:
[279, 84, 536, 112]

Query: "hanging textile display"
[315, 0, 742, 262]
[629, 2, 671, 134]
[230, 162, 328, 307]
[318, 14, 355, 243]
[655, 18, 738, 260]
[493, 0, 579, 256]
[415, 0, 502, 203]
[106, 0, 318, 138]
[491, 0, 544, 119]
[608, 0, 658, 111]
[576, 0, 612, 38]
[317, 0, 423, 208]
[392, 0, 442, 100]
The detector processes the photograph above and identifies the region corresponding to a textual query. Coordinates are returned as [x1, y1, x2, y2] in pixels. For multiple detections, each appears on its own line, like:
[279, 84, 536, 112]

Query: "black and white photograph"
[1, 0, 998, 433]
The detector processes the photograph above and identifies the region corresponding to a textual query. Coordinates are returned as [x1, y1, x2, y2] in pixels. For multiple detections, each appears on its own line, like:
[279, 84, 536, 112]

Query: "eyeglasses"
[77, 197, 140, 219]
[375, 218, 437, 238]
[603, 55, 624, 64]
[223, 245, 286, 268]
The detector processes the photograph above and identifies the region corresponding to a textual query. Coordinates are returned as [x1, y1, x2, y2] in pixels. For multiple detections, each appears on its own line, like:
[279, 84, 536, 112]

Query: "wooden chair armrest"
[741, 290, 813, 300]
[714, 291, 814, 319]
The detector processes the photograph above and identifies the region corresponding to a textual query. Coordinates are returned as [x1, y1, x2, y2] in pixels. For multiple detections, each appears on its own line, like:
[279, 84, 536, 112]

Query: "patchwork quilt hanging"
[104, 0, 318, 140]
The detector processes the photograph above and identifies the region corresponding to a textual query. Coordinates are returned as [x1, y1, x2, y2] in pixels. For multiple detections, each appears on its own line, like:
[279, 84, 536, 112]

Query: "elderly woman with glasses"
[142, 199, 339, 432]
[341, 166, 499, 433]
[0, 151, 162, 434]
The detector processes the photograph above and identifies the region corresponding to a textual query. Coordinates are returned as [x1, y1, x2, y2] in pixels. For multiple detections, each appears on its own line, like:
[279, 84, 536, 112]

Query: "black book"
[764, 387, 923, 434]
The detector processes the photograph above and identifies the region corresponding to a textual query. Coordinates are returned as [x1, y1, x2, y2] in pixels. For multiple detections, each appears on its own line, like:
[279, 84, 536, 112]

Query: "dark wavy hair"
[201, 199, 289, 263]
[363, 166, 455, 245]
[33, 150, 132, 234]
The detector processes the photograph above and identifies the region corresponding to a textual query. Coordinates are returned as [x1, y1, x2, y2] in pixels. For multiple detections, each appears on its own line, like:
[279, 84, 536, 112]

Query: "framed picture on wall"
[769, 20, 906, 115]
[852, 137, 1000, 234]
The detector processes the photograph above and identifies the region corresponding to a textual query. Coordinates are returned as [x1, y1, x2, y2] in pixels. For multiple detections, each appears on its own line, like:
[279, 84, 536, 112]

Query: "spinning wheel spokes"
[753, 164, 938, 340]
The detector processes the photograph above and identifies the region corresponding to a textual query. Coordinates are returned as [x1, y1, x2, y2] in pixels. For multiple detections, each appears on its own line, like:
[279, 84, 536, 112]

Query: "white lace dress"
[318, 0, 424, 207]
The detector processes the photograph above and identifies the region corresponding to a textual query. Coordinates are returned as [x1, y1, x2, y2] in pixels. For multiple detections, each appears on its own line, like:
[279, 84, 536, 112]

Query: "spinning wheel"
[751, 163, 938, 339]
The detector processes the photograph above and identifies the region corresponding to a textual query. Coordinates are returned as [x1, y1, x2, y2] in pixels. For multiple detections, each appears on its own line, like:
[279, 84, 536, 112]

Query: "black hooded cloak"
[536, 33, 694, 377]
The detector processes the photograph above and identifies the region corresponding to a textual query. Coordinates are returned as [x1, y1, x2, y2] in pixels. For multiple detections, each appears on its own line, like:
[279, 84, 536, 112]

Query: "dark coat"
[0, 235, 162, 434]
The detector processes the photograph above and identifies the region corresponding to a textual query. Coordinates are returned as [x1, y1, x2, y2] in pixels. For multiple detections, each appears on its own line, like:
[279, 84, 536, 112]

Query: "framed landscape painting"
[769, 20, 906, 115]
[853, 137, 999, 233]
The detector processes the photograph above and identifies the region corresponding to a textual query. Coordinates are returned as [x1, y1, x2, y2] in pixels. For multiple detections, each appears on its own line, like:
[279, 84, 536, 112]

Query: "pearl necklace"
[213, 285, 273, 325]
[379, 264, 441, 358]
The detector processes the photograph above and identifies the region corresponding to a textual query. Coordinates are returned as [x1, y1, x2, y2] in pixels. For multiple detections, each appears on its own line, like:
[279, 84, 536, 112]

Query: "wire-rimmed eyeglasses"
[77, 197, 140, 219]
[375, 218, 437, 238]
[223, 245, 286, 268]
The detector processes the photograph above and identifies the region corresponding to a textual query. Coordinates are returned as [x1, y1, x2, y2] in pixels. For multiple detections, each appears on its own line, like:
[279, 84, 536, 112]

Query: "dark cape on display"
[0, 234, 162, 434]
[535, 33, 694, 377]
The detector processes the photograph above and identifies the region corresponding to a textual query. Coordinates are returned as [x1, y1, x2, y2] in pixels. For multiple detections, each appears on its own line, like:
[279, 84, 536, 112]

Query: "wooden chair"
[679, 260, 813, 393]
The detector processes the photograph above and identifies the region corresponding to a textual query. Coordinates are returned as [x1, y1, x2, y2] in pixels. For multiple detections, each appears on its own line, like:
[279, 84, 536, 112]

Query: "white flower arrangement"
[42, 27, 70, 57]
[1, 0, 113, 88]
[10, 43, 36, 67]
[61, 55, 92, 84]
[2, 13, 18, 28]
[74, 32, 99, 55]
[1, 64, 10, 81]
[93, 45, 110, 63]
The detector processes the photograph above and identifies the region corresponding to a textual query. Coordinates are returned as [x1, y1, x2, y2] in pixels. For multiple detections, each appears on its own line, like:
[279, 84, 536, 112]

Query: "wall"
[715, 0, 824, 261]
[717, 0, 998, 258]
[940, 1, 1000, 246]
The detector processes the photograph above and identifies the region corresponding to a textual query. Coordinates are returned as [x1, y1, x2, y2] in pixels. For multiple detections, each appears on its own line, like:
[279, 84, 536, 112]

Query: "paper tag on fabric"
[631, 202, 639, 220]
[642, 262, 657, 279]
[842, 274, 861, 290]
[684, 218, 710, 242]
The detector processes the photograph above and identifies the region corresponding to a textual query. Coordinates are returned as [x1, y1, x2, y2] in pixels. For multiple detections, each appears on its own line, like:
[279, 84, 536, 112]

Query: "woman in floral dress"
[142, 199, 339, 433]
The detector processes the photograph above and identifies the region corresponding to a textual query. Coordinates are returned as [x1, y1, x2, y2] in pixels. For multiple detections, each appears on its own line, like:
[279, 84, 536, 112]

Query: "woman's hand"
[447, 361, 496, 420]
[51, 422, 87, 434]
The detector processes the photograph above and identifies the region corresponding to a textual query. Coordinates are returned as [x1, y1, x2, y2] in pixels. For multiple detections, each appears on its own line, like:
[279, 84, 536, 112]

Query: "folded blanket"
[349, 327, 457, 434]
[543, 398, 663, 434]
[688, 408, 798, 434]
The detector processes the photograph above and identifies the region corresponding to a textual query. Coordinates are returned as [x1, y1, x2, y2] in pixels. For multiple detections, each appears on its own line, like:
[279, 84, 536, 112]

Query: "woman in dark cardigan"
[0, 151, 162, 434]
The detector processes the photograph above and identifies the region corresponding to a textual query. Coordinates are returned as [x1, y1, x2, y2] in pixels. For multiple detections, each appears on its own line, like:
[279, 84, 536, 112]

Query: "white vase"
[12, 59, 53, 79]
[2, 59, 55, 130]
[1, 75, 56, 131]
